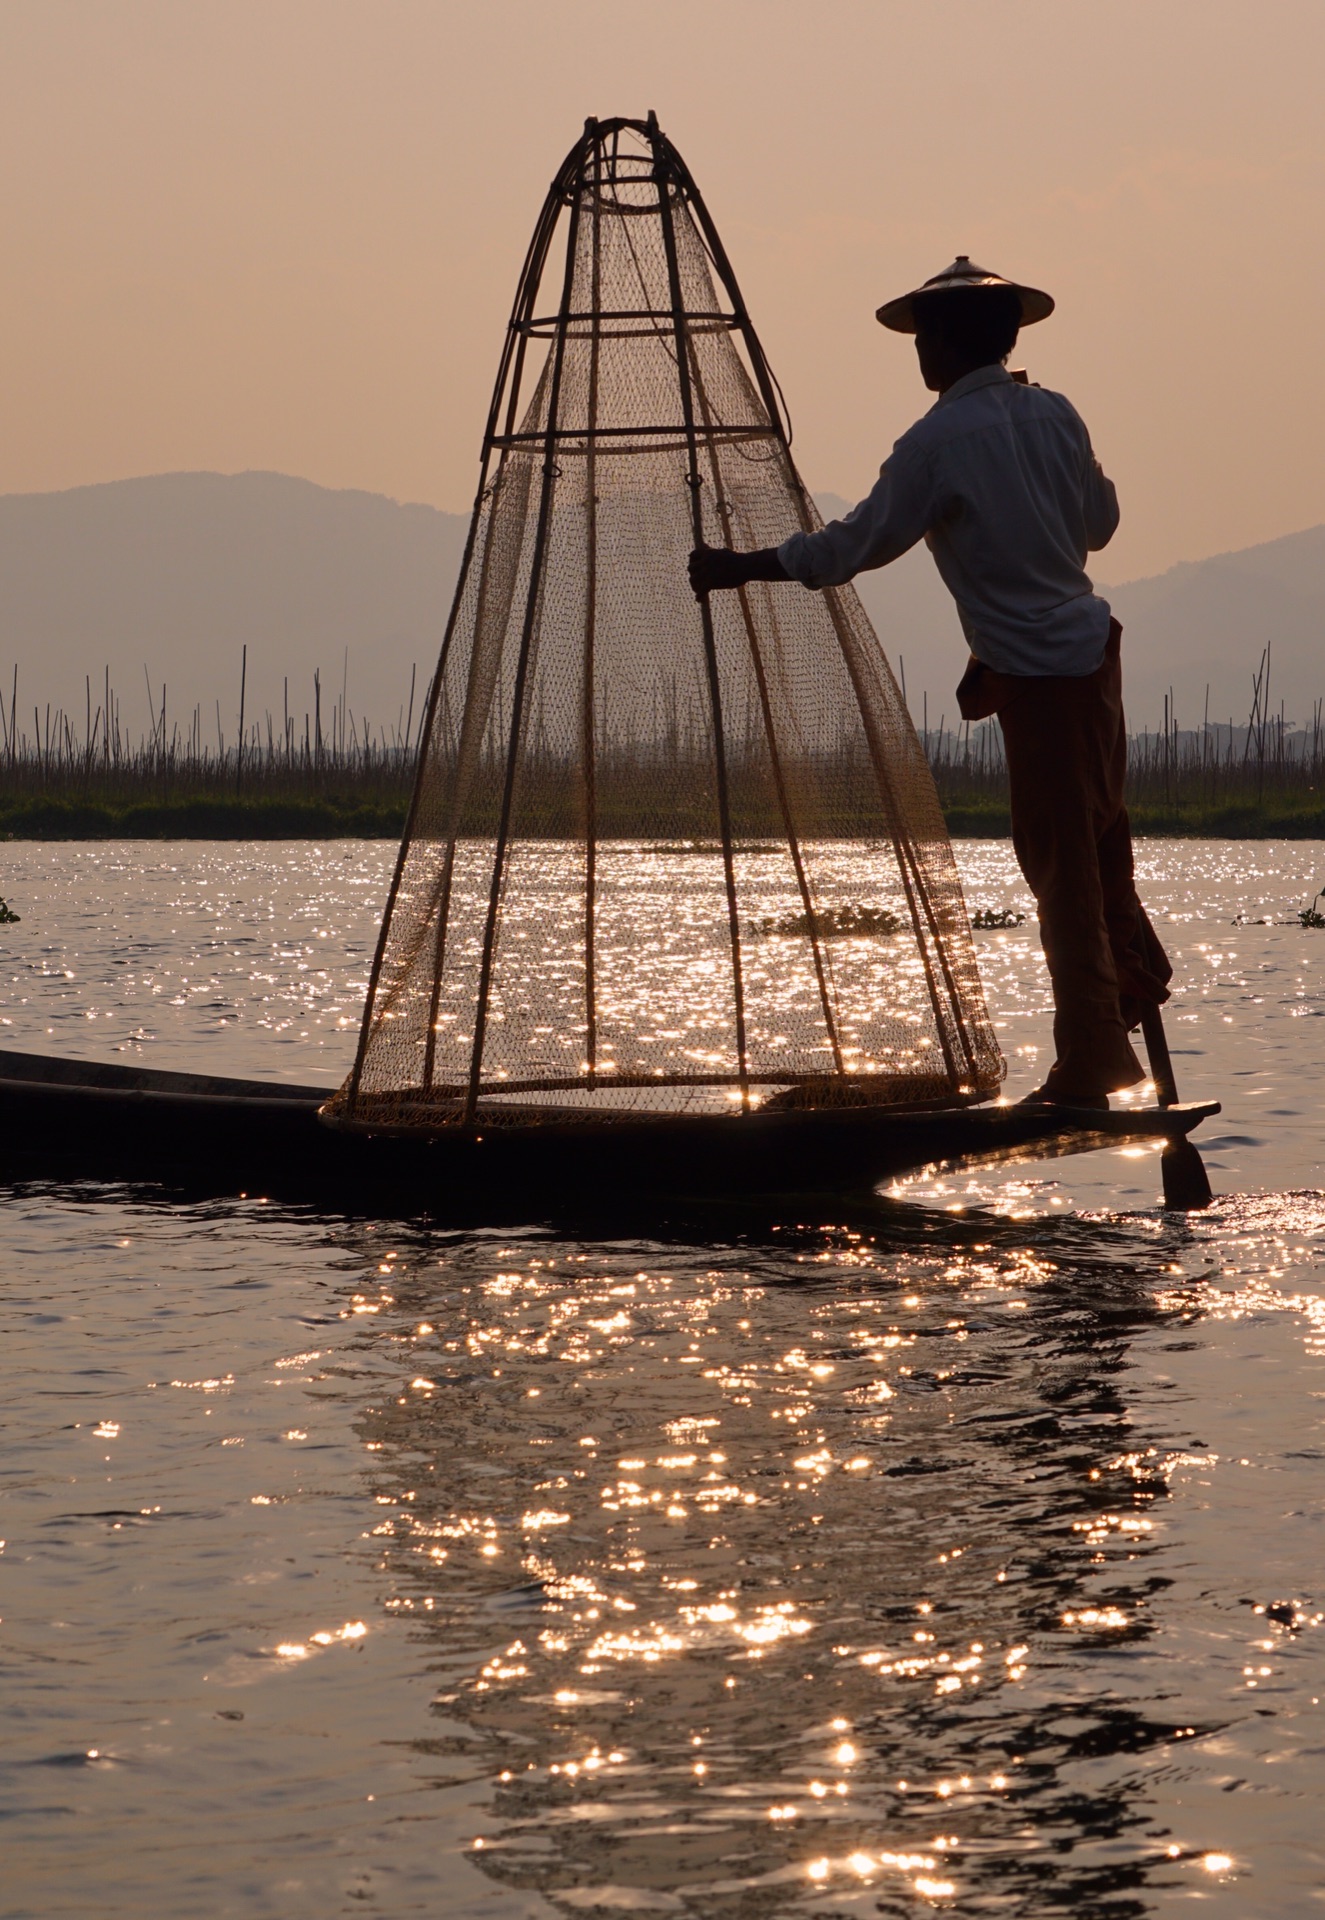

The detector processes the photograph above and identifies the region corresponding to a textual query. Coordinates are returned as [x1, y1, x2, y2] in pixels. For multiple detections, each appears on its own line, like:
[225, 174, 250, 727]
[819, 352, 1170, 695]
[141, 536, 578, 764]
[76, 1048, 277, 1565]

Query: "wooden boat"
[0, 1045, 1218, 1222]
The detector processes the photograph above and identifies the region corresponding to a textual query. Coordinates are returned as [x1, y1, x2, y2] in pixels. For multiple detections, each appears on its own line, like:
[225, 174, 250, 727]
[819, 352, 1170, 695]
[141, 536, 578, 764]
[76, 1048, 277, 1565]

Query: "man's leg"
[1091, 644, 1173, 1027]
[998, 665, 1145, 1097]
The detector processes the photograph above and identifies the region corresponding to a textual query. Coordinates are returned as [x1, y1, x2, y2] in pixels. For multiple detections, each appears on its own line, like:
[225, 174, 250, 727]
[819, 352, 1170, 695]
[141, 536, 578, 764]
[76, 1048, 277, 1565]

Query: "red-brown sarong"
[957, 620, 1172, 1097]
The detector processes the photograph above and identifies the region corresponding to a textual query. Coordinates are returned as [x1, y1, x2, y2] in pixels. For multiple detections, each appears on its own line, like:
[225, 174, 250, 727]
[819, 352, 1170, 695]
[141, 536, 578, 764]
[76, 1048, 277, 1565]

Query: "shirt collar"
[932, 363, 1014, 409]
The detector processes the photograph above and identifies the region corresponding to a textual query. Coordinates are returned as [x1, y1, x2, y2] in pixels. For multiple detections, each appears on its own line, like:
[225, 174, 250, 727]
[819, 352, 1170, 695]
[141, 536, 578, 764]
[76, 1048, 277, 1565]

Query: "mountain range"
[0, 470, 1320, 742]
[0, 472, 467, 748]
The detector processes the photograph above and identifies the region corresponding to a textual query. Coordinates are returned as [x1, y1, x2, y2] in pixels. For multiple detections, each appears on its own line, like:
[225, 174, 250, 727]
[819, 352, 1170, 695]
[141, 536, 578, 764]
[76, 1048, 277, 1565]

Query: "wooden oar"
[1139, 999, 1214, 1210]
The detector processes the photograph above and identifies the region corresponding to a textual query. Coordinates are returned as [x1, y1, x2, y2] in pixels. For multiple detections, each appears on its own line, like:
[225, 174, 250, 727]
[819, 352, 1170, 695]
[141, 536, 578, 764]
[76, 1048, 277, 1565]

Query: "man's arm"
[687, 438, 932, 599]
[688, 545, 790, 597]
[781, 448, 933, 588]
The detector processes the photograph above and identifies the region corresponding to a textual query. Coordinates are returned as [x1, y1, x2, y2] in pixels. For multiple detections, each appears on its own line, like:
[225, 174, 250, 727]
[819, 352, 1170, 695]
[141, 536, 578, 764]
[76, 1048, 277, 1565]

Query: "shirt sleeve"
[1081, 445, 1120, 551]
[776, 441, 934, 589]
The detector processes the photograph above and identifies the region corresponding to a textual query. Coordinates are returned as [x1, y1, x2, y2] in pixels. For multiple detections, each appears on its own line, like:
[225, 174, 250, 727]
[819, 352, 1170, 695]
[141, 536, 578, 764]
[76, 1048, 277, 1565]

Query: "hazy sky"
[2, 0, 1324, 579]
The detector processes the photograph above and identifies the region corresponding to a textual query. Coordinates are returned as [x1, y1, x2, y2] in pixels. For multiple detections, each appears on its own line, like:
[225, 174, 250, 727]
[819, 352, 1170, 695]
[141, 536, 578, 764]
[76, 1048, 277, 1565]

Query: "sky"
[2, 0, 1324, 581]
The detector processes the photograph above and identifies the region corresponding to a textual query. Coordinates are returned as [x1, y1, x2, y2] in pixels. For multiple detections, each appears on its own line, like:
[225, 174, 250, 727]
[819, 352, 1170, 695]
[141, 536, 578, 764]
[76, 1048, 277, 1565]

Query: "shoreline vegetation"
[2, 654, 1323, 840]
[4, 786, 1324, 842]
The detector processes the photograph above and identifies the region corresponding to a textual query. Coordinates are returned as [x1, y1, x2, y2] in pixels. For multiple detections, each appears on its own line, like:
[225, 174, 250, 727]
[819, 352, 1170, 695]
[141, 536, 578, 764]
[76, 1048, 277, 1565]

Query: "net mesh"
[327, 119, 1003, 1130]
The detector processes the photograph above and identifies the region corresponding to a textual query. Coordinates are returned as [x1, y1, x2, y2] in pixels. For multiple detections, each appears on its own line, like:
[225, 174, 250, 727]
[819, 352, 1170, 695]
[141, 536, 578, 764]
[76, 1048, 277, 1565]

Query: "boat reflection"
[346, 1208, 1215, 1913]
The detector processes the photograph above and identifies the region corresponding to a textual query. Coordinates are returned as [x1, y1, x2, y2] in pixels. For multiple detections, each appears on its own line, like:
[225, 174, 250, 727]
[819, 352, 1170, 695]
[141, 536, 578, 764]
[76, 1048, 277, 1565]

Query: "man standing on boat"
[688, 255, 1170, 1110]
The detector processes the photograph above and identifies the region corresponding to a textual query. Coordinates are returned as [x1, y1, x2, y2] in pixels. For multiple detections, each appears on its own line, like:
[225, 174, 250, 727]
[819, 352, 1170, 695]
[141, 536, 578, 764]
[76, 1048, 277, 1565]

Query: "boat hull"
[0, 1047, 1218, 1221]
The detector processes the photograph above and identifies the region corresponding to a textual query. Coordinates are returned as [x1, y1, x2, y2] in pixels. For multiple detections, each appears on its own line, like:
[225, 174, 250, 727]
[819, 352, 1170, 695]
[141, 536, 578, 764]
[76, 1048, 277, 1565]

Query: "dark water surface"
[3, 841, 1325, 1917]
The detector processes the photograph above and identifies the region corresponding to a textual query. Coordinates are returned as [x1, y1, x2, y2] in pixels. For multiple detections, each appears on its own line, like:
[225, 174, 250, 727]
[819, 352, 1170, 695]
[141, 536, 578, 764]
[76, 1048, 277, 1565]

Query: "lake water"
[2, 839, 1324, 1918]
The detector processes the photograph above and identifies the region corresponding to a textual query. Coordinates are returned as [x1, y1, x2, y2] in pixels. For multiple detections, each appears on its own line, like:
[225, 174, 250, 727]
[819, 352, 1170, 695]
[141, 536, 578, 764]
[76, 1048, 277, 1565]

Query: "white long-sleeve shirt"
[777, 363, 1120, 677]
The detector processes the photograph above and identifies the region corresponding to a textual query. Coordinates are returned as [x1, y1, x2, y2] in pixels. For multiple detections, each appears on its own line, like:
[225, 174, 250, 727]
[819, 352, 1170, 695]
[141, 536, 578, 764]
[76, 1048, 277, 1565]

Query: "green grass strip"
[2, 794, 1324, 841]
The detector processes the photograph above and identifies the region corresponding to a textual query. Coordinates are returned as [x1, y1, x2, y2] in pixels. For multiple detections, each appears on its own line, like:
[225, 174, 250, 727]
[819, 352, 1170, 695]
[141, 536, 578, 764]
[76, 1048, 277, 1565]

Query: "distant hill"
[1103, 526, 1325, 730]
[0, 471, 468, 744]
[0, 470, 1320, 741]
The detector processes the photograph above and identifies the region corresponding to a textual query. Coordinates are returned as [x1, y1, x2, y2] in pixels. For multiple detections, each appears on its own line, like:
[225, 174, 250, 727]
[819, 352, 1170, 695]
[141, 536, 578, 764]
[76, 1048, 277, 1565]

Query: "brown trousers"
[963, 621, 1172, 1095]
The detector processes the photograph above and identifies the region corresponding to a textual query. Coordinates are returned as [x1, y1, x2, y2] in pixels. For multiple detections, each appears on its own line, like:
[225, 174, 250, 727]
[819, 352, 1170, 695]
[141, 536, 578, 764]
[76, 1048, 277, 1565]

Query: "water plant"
[750, 903, 903, 939]
[971, 906, 1026, 930]
[1242, 885, 1325, 927]
[1295, 887, 1325, 929]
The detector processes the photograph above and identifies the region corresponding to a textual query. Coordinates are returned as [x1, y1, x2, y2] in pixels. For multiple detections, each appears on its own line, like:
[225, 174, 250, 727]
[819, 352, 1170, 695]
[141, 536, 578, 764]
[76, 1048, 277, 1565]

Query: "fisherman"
[688, 255, 1171, 1110]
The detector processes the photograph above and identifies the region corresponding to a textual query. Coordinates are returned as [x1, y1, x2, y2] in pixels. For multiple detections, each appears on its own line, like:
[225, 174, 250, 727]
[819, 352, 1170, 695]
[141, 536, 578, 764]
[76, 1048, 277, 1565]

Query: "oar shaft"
[1138, 996, 1214, 1209]
[1139, 1000, 1179, 1108]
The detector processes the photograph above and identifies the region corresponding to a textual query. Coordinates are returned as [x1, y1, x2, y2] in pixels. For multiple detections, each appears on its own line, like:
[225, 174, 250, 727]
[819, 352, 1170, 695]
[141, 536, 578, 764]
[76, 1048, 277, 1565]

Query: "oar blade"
[1161, 1136, 1214, 1211]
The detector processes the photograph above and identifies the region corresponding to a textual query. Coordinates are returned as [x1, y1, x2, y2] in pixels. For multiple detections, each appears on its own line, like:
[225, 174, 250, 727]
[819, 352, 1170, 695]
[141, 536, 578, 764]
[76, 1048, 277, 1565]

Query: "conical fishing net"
[327, 115, 1003, 1130]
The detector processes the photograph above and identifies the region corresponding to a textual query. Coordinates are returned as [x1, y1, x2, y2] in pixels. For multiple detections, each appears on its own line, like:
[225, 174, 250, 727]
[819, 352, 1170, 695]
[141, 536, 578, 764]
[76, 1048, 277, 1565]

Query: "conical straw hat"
[876, 254, 1054, 333]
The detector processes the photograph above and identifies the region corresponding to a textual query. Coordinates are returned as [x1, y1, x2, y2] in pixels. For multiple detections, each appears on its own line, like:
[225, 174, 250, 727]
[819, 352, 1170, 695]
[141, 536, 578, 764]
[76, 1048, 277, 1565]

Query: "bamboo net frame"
[326, 115, 1003, 1131]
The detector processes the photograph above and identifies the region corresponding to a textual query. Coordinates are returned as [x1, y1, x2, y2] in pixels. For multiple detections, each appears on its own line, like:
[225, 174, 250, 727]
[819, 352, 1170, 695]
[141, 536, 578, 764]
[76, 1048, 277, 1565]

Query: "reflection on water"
[1, 835, 1323, 1135]
[7, 1188, 1324, 1915]
[354, 1210, 1268, 1917]
[2, 840, 1325, 1914]
[369, 838, 966, 1110]
[0, 840, 383, 1082]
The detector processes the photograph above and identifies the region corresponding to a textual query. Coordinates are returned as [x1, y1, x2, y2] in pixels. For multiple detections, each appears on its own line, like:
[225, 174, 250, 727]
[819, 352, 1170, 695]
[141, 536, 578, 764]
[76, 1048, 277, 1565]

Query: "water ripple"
[2, 840, 1325, 1913]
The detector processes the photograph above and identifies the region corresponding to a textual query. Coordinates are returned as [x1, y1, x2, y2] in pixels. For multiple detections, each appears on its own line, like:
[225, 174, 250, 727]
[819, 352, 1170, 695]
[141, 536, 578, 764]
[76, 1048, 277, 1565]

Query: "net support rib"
[651, 119, 751, 1110]
[656, 122, 965, 1089]
[582, 136, 602, 1085]
[462, 141, 587, 1123]
[687, 358, 846, 1076]
[778, 437, 980, 1083]
[815, 578, 967, 1087]
[345, 141, 577, 1115]
[675, 131, 976, 1090]
[697, 172, 967, 1086]
[419, 466, 535, 1090]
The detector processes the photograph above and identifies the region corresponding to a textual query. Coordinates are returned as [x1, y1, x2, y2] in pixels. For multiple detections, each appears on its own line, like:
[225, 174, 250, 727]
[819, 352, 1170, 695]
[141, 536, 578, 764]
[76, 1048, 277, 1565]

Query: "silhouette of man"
[689, 256, 1170, 1107]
